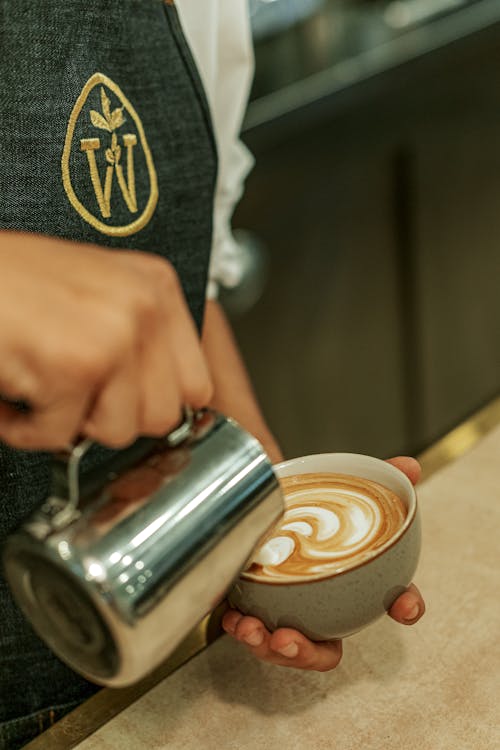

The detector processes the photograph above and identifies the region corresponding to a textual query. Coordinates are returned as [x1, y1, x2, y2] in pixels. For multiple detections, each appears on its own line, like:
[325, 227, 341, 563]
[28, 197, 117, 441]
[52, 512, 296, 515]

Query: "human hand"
[0, 232, 213, 449]
[222, 456, 425, 671]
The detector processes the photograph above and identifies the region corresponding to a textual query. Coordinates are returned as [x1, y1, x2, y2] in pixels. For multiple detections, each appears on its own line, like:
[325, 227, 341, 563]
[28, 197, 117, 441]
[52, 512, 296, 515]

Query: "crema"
[243, 472, 407, 583]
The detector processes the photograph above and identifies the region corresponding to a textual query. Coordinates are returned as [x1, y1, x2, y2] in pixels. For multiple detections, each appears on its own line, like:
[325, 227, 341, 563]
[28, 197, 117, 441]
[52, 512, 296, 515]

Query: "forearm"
[201, 300, 282, 463]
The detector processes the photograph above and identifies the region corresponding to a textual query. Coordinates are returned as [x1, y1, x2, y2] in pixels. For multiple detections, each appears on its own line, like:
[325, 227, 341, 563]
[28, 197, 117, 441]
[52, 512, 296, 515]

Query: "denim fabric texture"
[0, 701, 82, 750]
[0, 1, 217, 746]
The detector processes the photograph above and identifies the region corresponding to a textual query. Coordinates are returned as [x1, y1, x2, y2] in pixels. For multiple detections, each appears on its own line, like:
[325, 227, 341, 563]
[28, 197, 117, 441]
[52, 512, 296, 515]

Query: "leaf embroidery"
[110, 107, 125, 130]
[91, 89, 125, 134]
[90, 110, 111, 132]
[101, 87, 112, 124]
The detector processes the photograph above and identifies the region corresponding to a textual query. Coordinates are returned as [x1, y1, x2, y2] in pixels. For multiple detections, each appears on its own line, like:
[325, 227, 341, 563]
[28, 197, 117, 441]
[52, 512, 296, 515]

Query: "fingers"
[0, 394, 90, 450]
[224, 582, 425, 677]
[384, 461, 425, 624]
[83, 351, 141, 448]
[269, 628, 343, 672]
[136, 334, 183, 437]
[0, 239, 213, 451]
[222, 610, 343, 672]
[388, 583, 426, 625]
[386, 456, 421, 486]
[161, 272, 213, 411]
[127, 254, 213, 436]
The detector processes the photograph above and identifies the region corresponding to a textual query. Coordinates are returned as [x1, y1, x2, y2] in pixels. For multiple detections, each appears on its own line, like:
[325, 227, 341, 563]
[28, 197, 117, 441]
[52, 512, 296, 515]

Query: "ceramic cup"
[228, 453, 421, 640]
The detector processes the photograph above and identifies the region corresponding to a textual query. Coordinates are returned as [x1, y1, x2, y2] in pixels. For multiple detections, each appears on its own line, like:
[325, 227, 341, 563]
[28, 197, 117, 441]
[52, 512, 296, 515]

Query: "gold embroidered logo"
[62, 73, 158, 236]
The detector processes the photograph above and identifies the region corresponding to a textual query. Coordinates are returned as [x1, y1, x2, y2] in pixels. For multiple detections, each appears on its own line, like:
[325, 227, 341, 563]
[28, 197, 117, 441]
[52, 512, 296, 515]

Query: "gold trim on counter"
[23, 394, 500, 749]
[418, 395, 500, 481]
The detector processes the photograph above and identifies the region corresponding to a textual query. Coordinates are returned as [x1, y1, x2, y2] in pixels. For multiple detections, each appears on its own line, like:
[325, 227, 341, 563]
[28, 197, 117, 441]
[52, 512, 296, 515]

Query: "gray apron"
[0, 1, 217, 745]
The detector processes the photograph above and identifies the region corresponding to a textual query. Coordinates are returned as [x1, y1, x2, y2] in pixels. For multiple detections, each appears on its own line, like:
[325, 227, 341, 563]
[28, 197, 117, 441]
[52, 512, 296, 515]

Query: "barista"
[0, 1, 425, 747]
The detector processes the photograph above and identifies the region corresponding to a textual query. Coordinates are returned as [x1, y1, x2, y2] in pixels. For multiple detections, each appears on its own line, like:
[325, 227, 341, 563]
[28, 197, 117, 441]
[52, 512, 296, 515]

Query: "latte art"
[243, 473, 407, 583]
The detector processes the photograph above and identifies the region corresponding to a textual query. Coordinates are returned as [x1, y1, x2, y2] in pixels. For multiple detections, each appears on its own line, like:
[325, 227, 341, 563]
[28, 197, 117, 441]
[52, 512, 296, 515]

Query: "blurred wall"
[228, 15, 500, 459]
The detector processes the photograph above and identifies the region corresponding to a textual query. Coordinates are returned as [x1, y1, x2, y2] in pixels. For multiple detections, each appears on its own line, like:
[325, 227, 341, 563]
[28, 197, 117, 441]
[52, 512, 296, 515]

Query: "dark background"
[227, 0, 500, 459]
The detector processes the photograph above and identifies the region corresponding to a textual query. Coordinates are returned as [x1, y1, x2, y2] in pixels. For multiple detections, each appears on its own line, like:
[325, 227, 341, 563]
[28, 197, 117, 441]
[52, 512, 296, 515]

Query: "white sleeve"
[174, 0, 255, 299]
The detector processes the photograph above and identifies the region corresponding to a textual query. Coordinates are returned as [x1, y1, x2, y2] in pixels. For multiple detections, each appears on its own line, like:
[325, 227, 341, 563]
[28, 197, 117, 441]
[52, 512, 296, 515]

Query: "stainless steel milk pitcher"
[2, 410, 284, 686]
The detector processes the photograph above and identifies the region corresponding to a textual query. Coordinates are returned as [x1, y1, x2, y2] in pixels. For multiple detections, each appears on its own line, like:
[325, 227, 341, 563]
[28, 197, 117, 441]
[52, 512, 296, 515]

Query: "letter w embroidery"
[80, 87, 138, 218]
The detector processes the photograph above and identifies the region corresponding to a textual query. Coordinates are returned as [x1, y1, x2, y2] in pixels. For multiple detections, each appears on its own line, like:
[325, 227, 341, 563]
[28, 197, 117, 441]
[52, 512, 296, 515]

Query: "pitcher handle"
[50, 408, 194, 530]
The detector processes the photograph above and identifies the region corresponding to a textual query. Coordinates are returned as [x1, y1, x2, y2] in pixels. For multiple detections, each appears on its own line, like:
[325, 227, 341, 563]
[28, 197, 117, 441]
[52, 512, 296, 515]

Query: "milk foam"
[243, 472, 407, 583]
[253, 536, 295, 567]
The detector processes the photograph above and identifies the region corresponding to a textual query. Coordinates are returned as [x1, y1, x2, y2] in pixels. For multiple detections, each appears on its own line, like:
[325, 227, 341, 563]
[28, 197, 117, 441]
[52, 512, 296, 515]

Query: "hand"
[0, 232, 213, 449]
[222, 456, 425, 671]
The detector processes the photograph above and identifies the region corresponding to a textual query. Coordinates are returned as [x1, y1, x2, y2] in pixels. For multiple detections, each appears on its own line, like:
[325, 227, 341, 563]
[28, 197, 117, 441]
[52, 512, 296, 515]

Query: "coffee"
[243, 472, 407, 583]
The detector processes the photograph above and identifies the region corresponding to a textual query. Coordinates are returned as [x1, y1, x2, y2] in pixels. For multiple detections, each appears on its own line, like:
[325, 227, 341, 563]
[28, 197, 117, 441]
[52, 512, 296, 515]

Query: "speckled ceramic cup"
[229, 453, 421, 640]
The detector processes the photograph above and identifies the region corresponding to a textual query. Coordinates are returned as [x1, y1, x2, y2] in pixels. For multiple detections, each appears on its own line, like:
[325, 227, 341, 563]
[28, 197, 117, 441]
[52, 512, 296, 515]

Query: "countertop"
[28, 397, 500, 749]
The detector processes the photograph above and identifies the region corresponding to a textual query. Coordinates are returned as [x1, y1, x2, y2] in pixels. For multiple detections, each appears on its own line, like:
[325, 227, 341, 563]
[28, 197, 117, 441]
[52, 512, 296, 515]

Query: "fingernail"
[405, 604, 420, 622]
[224, 615, 242, 635]
[244, 630, 264, 647]
[276, 642, 299, 658]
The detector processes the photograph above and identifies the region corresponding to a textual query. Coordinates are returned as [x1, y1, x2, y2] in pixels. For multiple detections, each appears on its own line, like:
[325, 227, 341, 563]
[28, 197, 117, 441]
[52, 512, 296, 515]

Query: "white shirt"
[175, 0, 255, 299]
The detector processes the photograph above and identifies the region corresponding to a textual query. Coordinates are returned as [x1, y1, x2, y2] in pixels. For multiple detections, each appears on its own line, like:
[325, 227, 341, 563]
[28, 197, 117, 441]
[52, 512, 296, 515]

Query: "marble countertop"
[27, 398, 500, 750]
